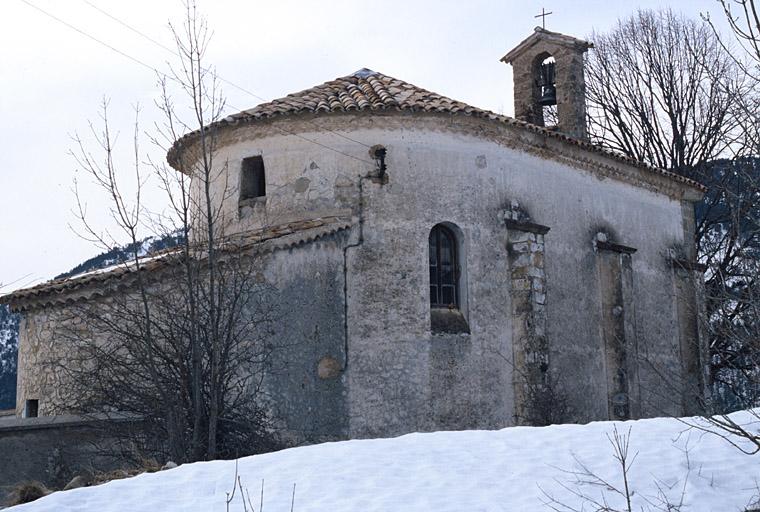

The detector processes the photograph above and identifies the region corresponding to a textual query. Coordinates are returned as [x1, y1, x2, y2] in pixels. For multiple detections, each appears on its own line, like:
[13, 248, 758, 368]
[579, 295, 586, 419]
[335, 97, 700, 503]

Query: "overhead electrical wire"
[18, 0, 376, 165]
[85, 0, 373, 151]
[0, 273, 36, 292]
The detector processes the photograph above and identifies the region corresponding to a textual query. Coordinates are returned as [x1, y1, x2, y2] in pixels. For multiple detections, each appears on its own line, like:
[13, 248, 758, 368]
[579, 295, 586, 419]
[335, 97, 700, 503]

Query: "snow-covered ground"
[11, 411, 760, 511]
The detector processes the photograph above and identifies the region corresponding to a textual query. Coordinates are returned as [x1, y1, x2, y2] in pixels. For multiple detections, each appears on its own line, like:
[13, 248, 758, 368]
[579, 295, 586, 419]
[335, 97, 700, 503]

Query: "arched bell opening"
[532, 53, 558, 128]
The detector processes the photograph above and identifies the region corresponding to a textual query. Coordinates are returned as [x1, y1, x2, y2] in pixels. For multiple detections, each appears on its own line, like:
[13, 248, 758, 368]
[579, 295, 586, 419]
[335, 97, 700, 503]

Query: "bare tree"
[696, 158, 760, 412]
[42, 2, 280, 463]
[642, 1, 760, 453]
[585, 8, 760, 414]
[586, 9, 747, 173]
[710, 1, 760, 72]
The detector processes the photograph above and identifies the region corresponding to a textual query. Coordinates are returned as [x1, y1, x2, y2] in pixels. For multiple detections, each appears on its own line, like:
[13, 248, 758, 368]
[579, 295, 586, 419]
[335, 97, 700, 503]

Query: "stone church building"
[3, 28, 707, 443]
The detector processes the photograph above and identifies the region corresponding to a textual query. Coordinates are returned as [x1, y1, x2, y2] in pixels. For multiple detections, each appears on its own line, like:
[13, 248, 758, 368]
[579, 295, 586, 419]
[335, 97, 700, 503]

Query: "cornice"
[208, 111, 703, 203]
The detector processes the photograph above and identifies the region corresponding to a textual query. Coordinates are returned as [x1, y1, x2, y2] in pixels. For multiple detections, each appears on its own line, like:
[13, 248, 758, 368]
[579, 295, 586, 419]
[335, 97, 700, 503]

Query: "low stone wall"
[0, 415, 134, 504]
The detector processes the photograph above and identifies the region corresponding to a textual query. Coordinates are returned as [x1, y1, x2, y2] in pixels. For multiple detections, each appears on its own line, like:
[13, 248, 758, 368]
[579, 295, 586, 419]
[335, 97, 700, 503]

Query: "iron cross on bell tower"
[534, 8, 553, 29]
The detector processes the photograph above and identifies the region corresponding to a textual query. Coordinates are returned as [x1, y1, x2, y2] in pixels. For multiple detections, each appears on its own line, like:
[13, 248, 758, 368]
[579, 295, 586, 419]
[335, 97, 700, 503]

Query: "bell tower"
[501, 27, 593, 140]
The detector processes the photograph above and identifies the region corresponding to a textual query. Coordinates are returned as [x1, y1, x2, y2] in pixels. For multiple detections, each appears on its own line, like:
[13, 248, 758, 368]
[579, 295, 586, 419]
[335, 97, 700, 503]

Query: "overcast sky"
[0, 0, 733, 292]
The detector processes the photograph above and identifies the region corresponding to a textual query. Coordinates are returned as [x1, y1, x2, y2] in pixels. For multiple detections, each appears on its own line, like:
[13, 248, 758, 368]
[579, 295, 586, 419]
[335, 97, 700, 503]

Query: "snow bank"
[11, 411, 760, 511]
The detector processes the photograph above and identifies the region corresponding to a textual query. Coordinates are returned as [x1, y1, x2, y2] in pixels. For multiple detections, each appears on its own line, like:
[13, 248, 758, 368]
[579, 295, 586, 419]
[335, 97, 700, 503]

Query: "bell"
[538, 83, 556, 106]
[538, 61, 557, 106]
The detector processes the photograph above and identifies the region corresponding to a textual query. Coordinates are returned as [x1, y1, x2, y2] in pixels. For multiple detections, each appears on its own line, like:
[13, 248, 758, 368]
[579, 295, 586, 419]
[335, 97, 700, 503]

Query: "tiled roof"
[1, 216, 352, 311]
[167, 69, 704, 192]
[225, 68, 486, 121]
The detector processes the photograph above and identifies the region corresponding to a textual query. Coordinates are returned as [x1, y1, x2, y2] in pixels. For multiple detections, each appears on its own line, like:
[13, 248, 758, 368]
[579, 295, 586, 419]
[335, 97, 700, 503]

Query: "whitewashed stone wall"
[15, 111, 704, 441]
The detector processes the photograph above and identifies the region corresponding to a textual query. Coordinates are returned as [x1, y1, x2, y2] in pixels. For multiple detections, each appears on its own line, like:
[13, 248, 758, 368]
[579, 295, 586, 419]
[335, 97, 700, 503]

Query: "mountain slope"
[0, 233, 183, 410]
[55, 233, 183, 280]
[0, 304, 19, 409]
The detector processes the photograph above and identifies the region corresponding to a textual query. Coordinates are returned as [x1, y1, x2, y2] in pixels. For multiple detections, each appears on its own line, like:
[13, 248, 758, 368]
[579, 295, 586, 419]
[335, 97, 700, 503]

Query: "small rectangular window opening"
[240, 156, 266, 201]
[24, 399, 39, 418]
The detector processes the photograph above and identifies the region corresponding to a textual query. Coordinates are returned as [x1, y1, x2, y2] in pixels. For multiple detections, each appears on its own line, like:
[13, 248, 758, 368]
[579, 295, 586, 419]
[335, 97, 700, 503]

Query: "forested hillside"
[0, 233, 182, 410]
[0, 305, 19, 409]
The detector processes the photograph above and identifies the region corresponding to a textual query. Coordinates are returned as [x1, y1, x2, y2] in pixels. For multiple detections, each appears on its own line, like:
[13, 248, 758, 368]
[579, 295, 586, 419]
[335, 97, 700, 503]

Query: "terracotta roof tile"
[206, 68, 491, 123]
[168, 68, 704, 192]
[1, 216, 352, 311]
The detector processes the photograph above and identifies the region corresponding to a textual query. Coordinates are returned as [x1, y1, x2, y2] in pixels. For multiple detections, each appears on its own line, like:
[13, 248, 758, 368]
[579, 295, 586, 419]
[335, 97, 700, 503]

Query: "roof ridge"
[167, 70, 704, 194]
[351, 68, 378, 78]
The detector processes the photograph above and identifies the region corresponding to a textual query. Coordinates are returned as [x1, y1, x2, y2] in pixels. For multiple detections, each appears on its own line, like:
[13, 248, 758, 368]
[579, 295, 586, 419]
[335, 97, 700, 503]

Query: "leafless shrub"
[521, 370, 570, 427]
[6, 481, 50, 506]
[224, 460, 296, 512]
[542, 426, 690, 512]
[493, 349, 569, 426]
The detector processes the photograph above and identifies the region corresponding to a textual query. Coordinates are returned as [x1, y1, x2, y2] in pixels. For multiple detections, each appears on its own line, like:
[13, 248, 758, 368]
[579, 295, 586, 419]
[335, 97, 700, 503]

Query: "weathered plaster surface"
[259, 236, 348, 444]
[15, 111, 703, 443]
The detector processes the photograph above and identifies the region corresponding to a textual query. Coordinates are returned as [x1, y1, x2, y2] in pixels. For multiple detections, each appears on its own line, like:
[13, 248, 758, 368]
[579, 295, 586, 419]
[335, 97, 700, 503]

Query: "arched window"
[429, 224, 459, 308]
